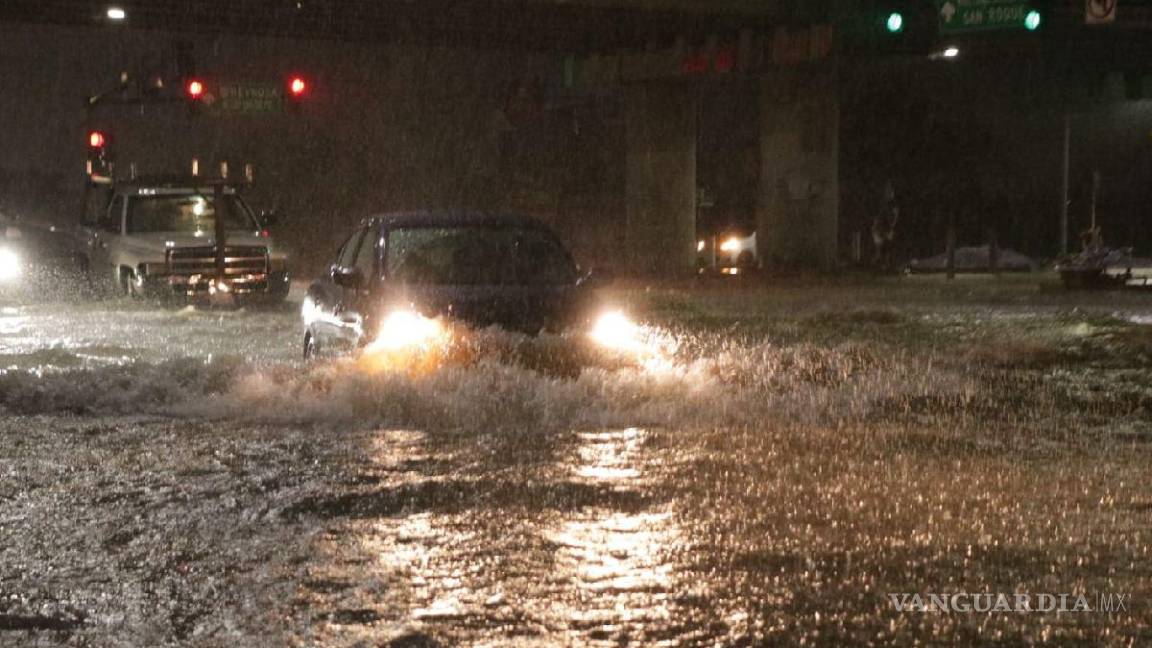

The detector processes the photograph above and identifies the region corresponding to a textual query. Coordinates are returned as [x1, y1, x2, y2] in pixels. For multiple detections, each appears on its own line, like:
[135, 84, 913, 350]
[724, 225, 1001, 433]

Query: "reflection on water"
[542, 428, 687, 644]
[363, 430, 476, 623]
[551, 510, 675, 592]
[572, 428, 646, 483]
[303, 426, 707, 646]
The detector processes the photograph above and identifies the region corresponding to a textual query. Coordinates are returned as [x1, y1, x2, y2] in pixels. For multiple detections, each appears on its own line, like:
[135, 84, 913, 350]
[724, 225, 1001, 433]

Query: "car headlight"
[0, 248, 21, 282]
[589, 310, 641, 352]
[370, 309, 444, 351]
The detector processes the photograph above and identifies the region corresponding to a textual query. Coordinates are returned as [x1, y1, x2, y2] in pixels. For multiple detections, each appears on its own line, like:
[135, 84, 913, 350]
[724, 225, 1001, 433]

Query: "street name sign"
[212, 83, 284, 114]
[938, 0, 1032, 33]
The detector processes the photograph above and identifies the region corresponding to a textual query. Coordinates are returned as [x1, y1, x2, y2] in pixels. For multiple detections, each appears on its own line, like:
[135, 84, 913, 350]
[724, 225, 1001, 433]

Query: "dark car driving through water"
[301, 211, 636, 360]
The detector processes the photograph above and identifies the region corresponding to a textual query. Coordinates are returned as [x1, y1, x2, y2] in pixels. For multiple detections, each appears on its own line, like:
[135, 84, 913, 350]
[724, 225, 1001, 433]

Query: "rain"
[1, 1, 1151, 646]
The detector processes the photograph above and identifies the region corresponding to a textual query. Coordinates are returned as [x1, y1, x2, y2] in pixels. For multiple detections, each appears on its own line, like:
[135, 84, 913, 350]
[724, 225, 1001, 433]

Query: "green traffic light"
[886, 12, 904, 33]
[1024, 10, 1042, 31]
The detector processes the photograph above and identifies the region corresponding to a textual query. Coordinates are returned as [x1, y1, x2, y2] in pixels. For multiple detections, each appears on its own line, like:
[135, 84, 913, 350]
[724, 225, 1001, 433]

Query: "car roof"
[365, 211, 553, 231]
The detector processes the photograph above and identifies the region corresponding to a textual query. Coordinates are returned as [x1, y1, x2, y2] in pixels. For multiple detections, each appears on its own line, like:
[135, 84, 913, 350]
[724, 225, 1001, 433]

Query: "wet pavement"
[1, 276, 1150, 646]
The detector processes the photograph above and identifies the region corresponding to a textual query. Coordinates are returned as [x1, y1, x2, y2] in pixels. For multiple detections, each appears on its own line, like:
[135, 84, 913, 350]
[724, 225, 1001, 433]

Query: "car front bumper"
[140, 269, 290, 299]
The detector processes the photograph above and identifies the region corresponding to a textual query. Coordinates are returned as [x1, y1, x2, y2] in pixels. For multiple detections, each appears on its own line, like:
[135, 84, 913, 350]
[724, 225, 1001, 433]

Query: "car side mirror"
[332, 266, 363, 288]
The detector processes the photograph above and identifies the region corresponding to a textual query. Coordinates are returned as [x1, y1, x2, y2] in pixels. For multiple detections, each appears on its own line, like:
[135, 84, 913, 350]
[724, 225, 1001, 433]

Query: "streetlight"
[106, 6, 126, 21]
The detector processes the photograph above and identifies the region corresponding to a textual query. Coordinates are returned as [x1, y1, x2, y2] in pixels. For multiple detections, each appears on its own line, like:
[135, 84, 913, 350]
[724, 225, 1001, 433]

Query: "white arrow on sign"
[940, 1, 957, 23]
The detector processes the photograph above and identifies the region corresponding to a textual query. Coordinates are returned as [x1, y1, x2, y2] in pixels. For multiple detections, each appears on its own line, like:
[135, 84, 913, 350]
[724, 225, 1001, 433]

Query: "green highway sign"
[211, 83, 284, 113]
[937, 1, 1035, 33]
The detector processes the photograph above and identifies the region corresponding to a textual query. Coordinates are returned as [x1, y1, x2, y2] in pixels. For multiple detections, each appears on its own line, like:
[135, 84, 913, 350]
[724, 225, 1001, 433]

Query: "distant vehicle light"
[697, 240, 706, 252]
[720, 237, 741, 253]
[106, 6, 126, 21]
[186, 79, 205, 99]
[88, 131, 106, 148]
[0, 248, 22, 282]
[288, 76, 308, 98]
[942, 46, 960, 59]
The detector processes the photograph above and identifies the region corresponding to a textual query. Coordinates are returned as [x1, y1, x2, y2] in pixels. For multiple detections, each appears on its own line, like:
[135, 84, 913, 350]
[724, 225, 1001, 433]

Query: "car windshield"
[385, 225, 577, 286]
[126, 194, 257, 234]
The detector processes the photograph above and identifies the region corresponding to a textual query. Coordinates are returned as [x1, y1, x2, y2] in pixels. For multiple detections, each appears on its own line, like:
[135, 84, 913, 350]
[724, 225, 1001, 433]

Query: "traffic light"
[886, 12, 904, 33]
[285, 75, 310, 113]
[286, 74, 311, 113]
[1024, 9, 1042, 31]
[287, 75, 308, 99]
[854, 2, 936, 55]
[185, 78, 205, 100]
[86, 130, 110, 176]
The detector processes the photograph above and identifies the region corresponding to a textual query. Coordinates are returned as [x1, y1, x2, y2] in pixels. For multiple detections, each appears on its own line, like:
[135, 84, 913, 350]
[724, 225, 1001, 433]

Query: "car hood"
[380, 283, 586, 333]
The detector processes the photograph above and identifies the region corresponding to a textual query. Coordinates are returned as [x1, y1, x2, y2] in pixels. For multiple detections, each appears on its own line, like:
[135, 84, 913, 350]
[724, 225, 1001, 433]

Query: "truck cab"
[79, 176, 290, 302]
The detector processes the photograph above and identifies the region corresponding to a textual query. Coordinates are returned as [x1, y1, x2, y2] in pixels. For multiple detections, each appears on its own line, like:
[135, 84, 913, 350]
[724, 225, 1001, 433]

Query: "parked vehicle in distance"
[698, 229, 757, 276]
[301, 211, 624, 359]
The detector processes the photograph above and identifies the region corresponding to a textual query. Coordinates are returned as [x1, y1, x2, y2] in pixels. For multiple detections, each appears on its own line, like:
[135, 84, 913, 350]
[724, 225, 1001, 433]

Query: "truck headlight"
[0, 248, 21, 282]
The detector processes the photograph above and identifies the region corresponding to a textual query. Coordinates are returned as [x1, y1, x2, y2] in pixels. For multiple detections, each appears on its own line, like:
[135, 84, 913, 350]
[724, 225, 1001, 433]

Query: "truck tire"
[303, 331, 318, 361]
[120, 268, 145, 299]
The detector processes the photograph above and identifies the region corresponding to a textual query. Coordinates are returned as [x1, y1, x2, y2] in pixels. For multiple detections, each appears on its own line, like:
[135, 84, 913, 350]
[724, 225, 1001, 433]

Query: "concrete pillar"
[757, 66, 839, 269]
[624, 83, 697, 276]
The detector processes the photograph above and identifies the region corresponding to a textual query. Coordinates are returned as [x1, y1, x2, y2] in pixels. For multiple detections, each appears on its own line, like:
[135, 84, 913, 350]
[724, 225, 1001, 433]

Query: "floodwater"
[1, 277, 1150, 646]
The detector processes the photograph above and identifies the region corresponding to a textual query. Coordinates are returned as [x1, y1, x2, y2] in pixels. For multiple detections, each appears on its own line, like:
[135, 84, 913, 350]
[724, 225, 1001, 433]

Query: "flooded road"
[1, 277, 1150, 646]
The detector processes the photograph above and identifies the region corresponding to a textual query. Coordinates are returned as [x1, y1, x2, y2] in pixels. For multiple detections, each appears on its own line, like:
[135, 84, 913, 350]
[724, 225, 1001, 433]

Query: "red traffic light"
[88, 131, 106, 148]
[185, 78, 205, 99]
[287, 76, 308, 98]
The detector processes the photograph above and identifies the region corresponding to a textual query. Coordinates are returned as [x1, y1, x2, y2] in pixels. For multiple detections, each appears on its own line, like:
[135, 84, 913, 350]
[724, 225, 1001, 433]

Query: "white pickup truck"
[76, 177, 290, 303]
